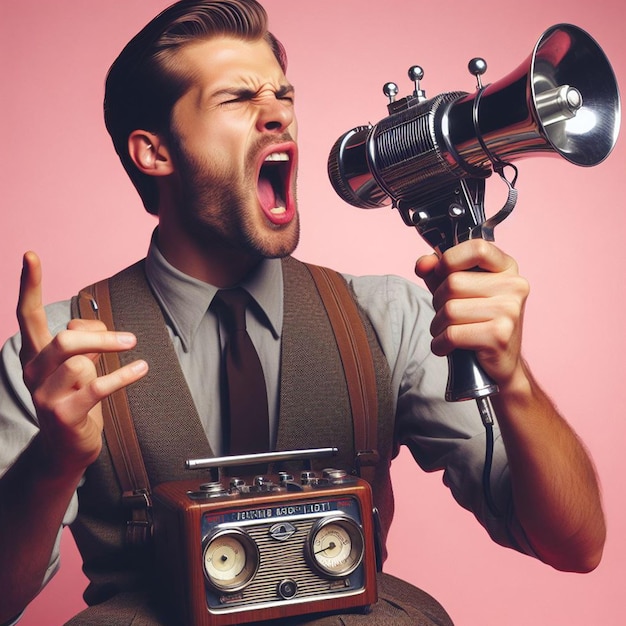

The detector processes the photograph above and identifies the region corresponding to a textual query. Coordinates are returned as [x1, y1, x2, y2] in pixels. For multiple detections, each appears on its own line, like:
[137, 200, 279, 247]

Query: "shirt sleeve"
[0, 300, 80, 592]
[345, 273, 535, 555]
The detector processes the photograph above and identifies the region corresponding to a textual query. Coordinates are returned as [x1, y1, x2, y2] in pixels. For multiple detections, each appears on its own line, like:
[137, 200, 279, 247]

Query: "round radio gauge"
[308, 516, 365, 577]
[202, 528, 259, 592]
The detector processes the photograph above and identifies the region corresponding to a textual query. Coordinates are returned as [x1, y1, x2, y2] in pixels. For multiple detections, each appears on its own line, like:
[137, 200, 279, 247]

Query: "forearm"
[0, 434, 82, 622]
[413, 241, 605, 569]
[492, 362, 605, 572]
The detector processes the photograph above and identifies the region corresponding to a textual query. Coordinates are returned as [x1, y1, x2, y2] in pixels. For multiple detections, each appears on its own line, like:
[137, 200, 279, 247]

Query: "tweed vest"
[67, 256, 398, 614]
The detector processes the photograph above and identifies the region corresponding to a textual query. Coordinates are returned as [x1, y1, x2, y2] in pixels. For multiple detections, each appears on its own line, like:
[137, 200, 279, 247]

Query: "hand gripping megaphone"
[328, 23, 620, 405]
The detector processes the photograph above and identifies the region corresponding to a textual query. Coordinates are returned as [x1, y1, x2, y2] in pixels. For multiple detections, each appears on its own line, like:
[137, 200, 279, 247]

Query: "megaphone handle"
[441, 184, 500, 403]
[409, 179, 505, 403]
[442, 183, 502, 518]
[445, 348, 499, 401]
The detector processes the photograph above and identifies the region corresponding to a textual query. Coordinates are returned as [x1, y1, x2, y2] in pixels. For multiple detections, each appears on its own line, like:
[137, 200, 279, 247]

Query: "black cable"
[476, 397, 502, 518]
[482, 421, 502, 518]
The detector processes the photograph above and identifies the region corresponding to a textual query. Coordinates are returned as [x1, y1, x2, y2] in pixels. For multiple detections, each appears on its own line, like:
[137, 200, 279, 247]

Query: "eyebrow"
[210, 82, 295, 101]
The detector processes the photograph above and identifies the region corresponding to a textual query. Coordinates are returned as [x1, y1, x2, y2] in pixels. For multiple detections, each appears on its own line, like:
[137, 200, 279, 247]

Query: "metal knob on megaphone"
[328, 23, 620, 403]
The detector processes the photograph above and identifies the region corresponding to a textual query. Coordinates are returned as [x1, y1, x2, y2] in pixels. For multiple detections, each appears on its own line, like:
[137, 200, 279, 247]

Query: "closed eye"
[217, 89, 256, 106]
[215, 84, 295, 107]
[276, 85, 295, 103]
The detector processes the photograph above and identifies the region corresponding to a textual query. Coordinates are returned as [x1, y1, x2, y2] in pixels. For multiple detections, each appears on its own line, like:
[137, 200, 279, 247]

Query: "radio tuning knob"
[301, 470, 316, 485]
[323, 468, 346, 479]
[323, 468, 357, 485]
[199, 481, 228, 496]
[254, 475, 272, 487]
[278, 472, 294, 483]
[229, 477, 245, 489]
[278, 578, 298, 600]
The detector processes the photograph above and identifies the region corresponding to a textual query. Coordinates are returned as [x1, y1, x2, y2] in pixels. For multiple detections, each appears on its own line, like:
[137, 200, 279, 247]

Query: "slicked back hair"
[104, 0, 287, 214]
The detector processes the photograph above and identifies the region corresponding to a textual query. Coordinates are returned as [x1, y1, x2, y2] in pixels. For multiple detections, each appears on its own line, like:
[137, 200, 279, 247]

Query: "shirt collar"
[145, 233, 284, 352]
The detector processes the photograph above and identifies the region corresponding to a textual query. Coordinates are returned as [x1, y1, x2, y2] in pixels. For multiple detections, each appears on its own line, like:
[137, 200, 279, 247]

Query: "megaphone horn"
[452, 23, 620, 170]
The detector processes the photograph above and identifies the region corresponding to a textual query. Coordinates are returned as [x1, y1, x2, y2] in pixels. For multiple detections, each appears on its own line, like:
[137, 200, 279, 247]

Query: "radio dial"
[202, 528, 259, 592]
[308, 516, 365, 578]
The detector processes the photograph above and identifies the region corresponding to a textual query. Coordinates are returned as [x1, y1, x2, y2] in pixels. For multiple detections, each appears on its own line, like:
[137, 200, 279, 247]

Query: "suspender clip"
[122, 489, 154, 546]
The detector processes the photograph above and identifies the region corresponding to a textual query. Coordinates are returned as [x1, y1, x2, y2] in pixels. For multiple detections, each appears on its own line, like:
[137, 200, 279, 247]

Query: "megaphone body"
[327, 23, 620, 402]
[328, 23, 620, 255]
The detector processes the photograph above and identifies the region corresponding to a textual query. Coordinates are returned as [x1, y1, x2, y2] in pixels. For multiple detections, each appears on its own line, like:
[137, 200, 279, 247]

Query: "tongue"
[258, 177, 276, 212]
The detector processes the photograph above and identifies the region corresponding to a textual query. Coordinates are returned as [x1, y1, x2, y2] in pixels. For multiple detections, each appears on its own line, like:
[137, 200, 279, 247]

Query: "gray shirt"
[0, 240, 528, 591]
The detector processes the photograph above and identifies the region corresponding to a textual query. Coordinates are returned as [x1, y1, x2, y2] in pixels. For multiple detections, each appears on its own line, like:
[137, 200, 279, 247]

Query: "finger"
[413, 241, 515, 294]
[34, 358, 148, 471]
[430, 319, 513, 358]
[430, 321, 479, 357]
[438, 239, 518, 275]
[430, 316, 523, 384]
[431, 272, 529, 314]
[431, 270, 497, 312]
[17, 251, 53, 360]
[22, 329, 138, 391]
[62, 360, 149, 426]
[35, 354, 101, 405]
[414, 253, 441, 294]
[430, 297, 493, 338]
[36, 357, 149, 423]
[65, 319, 124, 368]
[67, 318, 108, 332]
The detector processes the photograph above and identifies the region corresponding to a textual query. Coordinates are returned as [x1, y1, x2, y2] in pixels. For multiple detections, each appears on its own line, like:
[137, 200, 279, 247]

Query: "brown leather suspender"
[76, 263, 379, 543]
[306, 264, 380, 482]
[76, 281, 153, 546]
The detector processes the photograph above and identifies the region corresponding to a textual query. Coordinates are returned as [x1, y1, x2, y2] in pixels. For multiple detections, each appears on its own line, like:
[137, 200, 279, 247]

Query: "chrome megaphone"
[328, 23, 620, 403]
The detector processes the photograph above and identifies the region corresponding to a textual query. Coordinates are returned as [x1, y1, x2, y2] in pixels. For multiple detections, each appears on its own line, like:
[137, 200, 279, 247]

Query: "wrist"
[34, 433, 95, 485]
[491, 359, 539, 414]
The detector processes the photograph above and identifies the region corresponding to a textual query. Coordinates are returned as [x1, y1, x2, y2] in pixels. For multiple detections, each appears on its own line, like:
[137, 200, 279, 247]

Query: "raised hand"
[17, 251, 149, 477]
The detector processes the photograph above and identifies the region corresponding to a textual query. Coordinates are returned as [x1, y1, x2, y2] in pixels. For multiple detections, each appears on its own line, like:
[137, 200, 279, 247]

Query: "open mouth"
[257, 145, 296, 225]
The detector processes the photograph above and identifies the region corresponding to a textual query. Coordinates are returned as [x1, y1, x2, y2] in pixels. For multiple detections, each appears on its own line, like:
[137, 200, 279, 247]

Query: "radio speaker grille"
[208, 519, 361, 610]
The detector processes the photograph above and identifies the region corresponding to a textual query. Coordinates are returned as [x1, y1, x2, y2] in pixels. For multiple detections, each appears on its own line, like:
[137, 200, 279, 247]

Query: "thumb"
[415, 252, 441, 293]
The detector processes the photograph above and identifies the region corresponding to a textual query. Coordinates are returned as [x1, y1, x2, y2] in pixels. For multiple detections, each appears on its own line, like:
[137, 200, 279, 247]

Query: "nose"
[256, 96, 294, 133]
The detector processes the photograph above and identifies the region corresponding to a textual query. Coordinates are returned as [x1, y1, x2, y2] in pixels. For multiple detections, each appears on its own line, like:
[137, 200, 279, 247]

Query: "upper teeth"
[264, 152, 289, 162]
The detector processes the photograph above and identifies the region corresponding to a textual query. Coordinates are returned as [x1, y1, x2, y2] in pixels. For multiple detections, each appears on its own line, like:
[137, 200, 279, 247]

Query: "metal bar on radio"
[185, 447, 339, 470]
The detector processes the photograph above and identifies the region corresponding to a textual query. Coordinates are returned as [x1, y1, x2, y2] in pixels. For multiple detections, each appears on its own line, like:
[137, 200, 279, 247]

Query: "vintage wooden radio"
[153, 449, 378, 625]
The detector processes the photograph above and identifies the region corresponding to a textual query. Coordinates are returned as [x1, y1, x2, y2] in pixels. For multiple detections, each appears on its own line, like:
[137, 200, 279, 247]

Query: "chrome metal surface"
[186, 447, 339, 470]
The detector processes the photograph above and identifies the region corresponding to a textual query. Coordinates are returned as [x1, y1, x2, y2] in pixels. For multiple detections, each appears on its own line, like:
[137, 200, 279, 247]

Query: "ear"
[128, 130, 174, 177]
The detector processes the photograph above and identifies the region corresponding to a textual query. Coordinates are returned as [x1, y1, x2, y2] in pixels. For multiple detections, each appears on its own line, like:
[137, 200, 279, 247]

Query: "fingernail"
[117, 333, 136, 346]
[131, 360, 148, 374]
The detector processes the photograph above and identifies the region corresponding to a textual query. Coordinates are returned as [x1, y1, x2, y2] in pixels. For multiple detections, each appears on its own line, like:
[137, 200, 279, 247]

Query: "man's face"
[166, 36, 299, 259]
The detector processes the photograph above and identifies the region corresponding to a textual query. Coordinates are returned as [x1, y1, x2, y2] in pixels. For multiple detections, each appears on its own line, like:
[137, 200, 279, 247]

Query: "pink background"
[1, 0, 624, 624]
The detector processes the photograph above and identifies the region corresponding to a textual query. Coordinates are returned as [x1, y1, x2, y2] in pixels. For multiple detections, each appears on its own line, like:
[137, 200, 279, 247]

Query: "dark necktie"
[212, 288, 269, 457]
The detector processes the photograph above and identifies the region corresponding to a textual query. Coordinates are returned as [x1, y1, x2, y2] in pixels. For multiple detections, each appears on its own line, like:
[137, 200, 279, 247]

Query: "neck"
[156, 222, 261, 288]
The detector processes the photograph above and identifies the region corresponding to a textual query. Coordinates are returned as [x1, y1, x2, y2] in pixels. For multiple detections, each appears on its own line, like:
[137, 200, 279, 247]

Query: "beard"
[168, 133, 300, 260]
